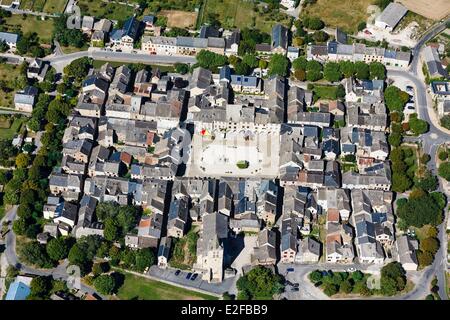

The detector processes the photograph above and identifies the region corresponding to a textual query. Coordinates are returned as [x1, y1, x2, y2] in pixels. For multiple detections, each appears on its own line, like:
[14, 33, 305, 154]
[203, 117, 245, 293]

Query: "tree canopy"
[384, 86, 410, 113]
[268, 54, 289, 77]
[236, 266, 284, 300]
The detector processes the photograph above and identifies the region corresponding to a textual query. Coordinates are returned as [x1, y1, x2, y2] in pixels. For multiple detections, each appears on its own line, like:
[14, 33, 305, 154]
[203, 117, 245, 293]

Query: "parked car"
[175, 270, 181, 276]
[286, 268, 295, 272]
[186, 272, 192, 279]
[406, 85, 414, 93]
[291, 287, 299, 292]
[190, 273, 198, 281]
[347, 267, 356, 272]
[292, 283, 299, 288]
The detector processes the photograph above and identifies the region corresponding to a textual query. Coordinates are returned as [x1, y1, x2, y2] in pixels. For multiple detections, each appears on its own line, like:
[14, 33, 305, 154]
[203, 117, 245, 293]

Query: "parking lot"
[148, 265, 235, 295]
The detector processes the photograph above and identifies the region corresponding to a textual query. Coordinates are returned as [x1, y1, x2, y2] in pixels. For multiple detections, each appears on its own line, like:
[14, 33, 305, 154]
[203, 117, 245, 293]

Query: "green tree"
[339, 61, 355, 78]
[309, 270, 323, 283]
[380, 262, 406, 296]
[135, 248, 155, 272]
[268, 54, 289, 77]
[236, 266, 284, 299]
[340, 280, 353, 294]
[323, 62, 342, 82]
[46, 237, 69, 262]
[354, 61, 369, 80]
[369, 62, 386, 80]
[388, 132, 402, 147]
[397, 193, 443, 227]
[104, 218, 120, 241]
[93, 274, 116, 295]
[196, 50, 228, 70]
[64, 57, 92, 83]
[292, 56, 307, 71]
[323, 283, 339, 296]
[174, 63, 189, 74]
[242, 54, 259, 68]
[234, 62, 251, 75]
[20, 241, 54, 268]
[352, 270, 364, 282]
[392, 173, 412, 193]
[15, 153, 30, 168]
[30, 276, 52, 299]
[409, 116, 428, 134]
[384, 86, 409, 113]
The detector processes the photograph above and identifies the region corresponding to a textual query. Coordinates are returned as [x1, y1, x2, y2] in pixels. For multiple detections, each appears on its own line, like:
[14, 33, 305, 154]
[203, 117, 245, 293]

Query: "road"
[46, 50, 197, 73]
[387, 69, 449, 299]
[1, 206, 105, 299]
[409, 17, 450, 75]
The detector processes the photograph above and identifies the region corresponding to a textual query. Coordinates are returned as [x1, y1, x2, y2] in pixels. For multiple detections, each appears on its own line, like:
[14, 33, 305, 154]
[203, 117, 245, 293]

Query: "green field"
[43, 0, 68, 13]
[0, 117, 27, 140]
[200, 0, 291, 33]
[19, 0, 67, 13]
[0, 63, 22, 109]
[116, 272, 218, 300]
[3, 15, 54, 43]
[92, 60, 175, 72]
[77, 0, 136, 22]
[302, 0, 373, 33]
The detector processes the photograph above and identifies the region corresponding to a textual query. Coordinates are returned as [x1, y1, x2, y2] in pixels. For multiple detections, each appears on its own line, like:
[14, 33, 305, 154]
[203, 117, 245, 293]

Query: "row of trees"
[292, 57, 386, 82]
[309, 270, 371, 296]
[310, 263, 407, 297]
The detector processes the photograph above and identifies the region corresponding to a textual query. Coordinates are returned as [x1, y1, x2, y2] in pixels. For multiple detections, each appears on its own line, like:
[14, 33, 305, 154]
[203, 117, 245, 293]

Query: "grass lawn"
[200, 0, 291, 33]
[19, 0, 34, 10]
[313, 85, 342, 101]
[61, 44, 89, 54]
[0, 63, 22, 109]
[92, 60, 175, 73]
[301, 0, 373, 34]
[43, 0, 68, 13]
[0, 117, 27, 139]
[116, 272, 218, 300]
[77, 0, 136, 22]
[3, 15, 54, 44]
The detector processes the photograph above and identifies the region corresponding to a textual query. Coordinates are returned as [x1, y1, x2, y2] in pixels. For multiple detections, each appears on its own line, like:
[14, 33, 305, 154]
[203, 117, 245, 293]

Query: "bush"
[438, 162, 450, 181]
[323, 283, 339, 296]
[438, 151, 448, 161]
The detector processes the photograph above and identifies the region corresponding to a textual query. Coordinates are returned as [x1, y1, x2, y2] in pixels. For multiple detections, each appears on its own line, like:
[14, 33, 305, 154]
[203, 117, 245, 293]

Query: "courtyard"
[186, 129, 280, 178]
